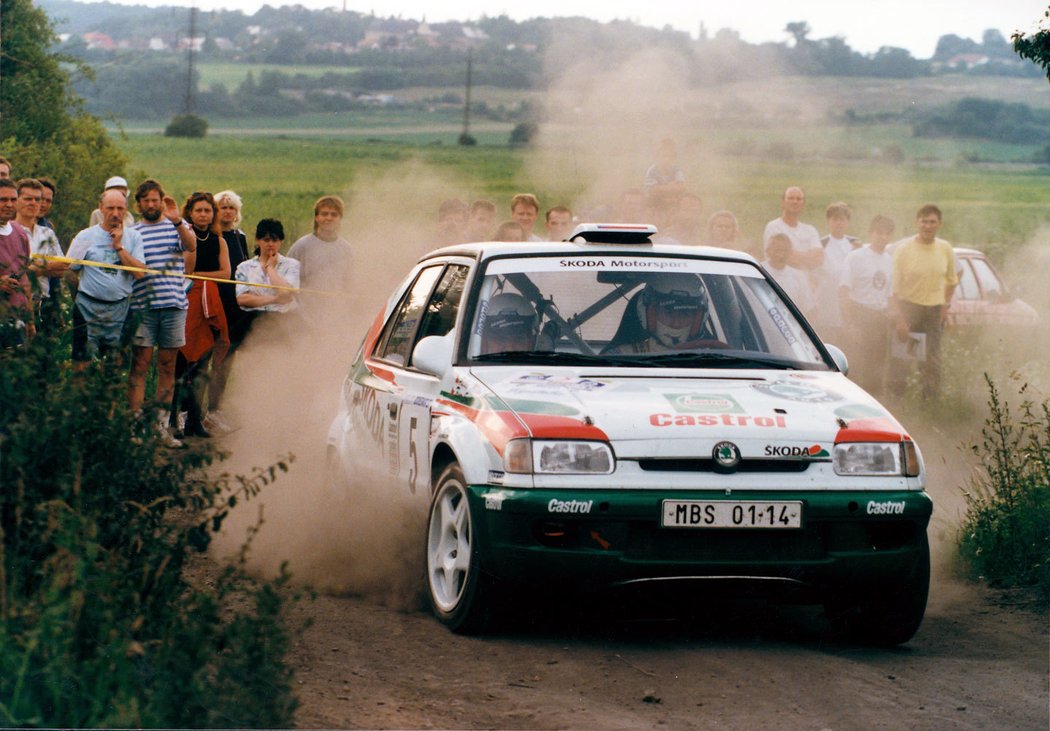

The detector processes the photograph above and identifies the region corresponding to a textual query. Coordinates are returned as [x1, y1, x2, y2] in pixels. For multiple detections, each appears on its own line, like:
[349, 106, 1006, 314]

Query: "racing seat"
[601, 290, 648, 354]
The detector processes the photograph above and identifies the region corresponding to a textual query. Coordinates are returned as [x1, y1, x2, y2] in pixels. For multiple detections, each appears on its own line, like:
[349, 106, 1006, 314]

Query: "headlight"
[504, 438, 615, 475]
[833, 442, 903, 475]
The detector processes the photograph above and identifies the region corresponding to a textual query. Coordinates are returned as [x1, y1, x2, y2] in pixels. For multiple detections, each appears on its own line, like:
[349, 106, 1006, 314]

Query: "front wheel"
[426, 463, 492, 634]
[826, 532, 930, 646]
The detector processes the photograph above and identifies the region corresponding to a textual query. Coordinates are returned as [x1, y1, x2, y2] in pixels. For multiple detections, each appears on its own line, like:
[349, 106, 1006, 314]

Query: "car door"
[368, 261, 471, 495]
[951, 255, 980, 327]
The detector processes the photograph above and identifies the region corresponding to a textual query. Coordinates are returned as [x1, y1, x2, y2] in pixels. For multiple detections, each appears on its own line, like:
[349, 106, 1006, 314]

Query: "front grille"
[637, 458, 811, 473]
[626, 522, 826, 561]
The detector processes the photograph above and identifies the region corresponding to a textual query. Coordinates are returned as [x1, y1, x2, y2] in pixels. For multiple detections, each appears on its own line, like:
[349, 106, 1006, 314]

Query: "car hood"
[469, 366, 908, 460]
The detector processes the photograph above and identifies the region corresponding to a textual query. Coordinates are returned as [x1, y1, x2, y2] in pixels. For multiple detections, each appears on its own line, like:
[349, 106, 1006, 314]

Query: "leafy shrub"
[0, 333, 298, 726]
[164, 113, 209, 138]
[508, 121, 537, 147]
[958, 375, 1050, 600]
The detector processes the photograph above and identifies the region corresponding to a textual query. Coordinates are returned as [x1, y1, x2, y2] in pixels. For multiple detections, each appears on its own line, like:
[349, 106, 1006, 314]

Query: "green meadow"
[195, 61, 361, 88]
[118, 134, 1050, 258]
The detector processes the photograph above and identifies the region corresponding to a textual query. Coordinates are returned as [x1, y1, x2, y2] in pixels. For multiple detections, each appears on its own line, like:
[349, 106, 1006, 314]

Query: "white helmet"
[642, 274, 707, 348]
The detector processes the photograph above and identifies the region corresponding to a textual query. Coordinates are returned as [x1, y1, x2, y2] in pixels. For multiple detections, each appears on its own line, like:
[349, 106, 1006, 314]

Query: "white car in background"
[327, 224, 932, 644]
[950, 247, 1038, 328]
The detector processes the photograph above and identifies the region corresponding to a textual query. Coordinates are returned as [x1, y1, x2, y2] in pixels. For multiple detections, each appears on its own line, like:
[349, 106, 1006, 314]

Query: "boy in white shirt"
[762, 233, 814, 317]
[839, 214, 895, 393]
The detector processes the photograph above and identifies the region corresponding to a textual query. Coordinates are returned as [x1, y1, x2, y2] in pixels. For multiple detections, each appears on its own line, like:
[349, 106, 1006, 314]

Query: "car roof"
[953, 246, 983, 256]
[418, 235, 761, 267]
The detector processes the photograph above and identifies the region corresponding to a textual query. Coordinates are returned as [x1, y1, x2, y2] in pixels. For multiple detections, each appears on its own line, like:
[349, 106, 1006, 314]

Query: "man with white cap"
[88, 175, 135, 228]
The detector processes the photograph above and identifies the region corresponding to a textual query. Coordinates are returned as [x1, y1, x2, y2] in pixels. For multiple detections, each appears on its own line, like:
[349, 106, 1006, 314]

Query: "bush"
[958, 375, 1050, 601]
[508, 121, 537, 147]
[164, 113, 209, 138]
[0, 333, 299, 726]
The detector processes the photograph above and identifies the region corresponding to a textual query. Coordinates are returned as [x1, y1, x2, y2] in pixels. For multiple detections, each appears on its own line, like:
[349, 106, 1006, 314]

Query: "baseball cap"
[104, 176, 129, 190]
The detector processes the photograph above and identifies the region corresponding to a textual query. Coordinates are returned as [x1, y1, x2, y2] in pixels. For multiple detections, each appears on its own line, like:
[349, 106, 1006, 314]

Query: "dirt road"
[282, 425, 1047, 730]
[286, 576, 1046, 729]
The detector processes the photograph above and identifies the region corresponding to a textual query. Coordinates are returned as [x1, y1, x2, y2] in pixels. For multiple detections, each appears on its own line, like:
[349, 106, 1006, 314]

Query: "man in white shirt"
[15, 178, 65, 333]
[287, 194, 353, 295]
[762, 186, 823, 271]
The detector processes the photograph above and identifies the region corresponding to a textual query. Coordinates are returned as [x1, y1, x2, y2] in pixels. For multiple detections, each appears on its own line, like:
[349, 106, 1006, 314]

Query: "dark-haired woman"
[175, 191, 230, 438]
[234, 218, 300, 320]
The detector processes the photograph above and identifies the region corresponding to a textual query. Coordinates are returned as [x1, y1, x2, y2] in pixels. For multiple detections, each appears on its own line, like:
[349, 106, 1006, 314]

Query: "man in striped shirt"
[127, 179, 196, 445]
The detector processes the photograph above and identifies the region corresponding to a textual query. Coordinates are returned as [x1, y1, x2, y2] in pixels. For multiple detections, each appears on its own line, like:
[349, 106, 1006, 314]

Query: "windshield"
[466, 254, 828, 369]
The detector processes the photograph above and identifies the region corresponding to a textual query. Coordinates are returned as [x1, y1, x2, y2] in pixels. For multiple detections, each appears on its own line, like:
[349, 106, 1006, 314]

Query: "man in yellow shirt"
[889, 204, 958, 398]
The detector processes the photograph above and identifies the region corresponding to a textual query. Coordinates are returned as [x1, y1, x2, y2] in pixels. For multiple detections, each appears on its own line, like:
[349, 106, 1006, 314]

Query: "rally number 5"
[408, 416, 419, 494]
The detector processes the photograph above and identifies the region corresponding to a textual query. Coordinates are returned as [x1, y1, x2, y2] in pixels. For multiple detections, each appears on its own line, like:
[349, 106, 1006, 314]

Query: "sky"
[102, 0, 1046, 58]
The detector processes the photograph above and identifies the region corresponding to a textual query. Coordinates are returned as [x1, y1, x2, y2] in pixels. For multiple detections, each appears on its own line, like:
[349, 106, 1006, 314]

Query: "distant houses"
[63, 18, 494, 57]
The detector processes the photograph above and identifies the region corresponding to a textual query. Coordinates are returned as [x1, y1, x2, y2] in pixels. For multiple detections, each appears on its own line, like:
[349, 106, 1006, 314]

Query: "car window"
[374, 265, 444, 366]
[466, 255, 827, 368]
[955, 258, 979, 300]
[969, 257, 1004, 300]
[413, 265, 469, 354]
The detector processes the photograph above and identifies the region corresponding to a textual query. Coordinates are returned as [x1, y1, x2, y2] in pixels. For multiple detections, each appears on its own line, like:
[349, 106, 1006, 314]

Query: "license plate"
[661, 500, 803, 529]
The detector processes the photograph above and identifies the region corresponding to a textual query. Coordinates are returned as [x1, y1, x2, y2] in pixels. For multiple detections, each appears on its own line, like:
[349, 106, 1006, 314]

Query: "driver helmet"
[481, 292, 538, 354]
[642, 273, 707, 347]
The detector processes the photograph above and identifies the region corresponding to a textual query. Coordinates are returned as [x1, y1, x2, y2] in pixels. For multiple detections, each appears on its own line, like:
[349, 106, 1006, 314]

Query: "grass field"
[117, 134, 1050, 259]
[195, 61, 360, 88]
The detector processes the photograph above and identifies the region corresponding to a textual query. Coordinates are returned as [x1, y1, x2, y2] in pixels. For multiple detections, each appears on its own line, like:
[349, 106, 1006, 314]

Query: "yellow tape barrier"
[41, 254, 336, 296]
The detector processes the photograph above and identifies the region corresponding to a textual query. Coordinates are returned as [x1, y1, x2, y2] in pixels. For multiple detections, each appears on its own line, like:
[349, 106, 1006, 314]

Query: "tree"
[1012, 6, 1050, 81]
[0, 0, 127, 237]
[0, 0, 77, 141]
[784, 21, 811, 47]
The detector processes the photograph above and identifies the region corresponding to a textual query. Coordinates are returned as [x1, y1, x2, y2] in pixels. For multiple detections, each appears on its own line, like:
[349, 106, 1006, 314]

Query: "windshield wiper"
[640, 351, 802, 369]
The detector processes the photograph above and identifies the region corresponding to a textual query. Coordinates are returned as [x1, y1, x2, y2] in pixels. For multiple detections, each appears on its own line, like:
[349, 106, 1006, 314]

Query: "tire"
[826, 532, 930, 646]
[425, 463, 493, 634]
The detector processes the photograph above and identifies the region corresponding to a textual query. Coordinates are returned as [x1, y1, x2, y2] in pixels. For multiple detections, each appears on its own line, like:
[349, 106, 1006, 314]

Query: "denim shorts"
[132, 307, 188, 349]
[74, 292, 131, 360]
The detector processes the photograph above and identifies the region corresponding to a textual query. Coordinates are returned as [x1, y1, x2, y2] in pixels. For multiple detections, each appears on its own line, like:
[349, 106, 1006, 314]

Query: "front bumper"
[468, 487, 932, 593]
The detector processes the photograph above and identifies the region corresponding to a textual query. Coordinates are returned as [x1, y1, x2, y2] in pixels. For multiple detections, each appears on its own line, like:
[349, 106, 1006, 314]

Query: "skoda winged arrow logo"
[712, 441, 741, 473]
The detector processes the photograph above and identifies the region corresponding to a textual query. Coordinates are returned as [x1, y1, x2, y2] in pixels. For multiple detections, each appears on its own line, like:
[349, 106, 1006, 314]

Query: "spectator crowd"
[0, 145, 959, 446]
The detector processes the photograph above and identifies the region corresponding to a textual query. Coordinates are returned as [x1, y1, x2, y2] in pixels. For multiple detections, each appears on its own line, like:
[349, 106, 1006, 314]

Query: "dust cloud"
[210, 161, 475, 609]
[208, 34, 1048, 615]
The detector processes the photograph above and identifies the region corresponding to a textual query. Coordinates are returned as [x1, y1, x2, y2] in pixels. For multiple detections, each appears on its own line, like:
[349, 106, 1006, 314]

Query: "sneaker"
[174, 411, 188, 439]
[157, 410, 185, 449]
[158, 426, 185, 449]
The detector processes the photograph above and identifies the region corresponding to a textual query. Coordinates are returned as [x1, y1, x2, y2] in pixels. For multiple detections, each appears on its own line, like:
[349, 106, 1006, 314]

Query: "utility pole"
[459, 46, 474, 145]
[183, 5, 197, 114]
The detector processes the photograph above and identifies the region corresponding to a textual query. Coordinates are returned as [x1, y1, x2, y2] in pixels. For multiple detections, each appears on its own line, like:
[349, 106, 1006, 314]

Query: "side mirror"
[824, 343, 849, 375]
[412, 333, 454, 377]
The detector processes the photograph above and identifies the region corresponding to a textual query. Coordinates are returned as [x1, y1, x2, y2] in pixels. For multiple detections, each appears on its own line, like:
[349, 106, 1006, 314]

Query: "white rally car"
[327, 224, 931, 644]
